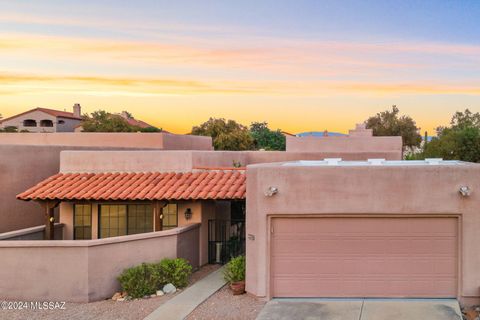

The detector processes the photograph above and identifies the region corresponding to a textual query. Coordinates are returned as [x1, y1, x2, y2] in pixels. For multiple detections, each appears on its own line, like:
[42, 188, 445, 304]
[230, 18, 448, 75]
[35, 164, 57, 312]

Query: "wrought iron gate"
[208, 219, 245, 264]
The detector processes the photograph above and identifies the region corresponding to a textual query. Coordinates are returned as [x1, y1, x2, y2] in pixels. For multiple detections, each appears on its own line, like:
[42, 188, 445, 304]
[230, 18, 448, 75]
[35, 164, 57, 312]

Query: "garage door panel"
[271, 217, 457, 298]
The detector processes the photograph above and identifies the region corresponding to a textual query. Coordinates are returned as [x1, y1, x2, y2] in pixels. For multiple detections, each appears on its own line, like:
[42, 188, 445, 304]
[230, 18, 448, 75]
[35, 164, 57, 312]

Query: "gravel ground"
[0, 264, 220, 320]
[186, 285, 266, 320]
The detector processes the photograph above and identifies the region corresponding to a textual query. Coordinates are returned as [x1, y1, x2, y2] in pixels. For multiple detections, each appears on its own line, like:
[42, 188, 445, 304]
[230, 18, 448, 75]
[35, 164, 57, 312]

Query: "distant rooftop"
[296, 131, 347, 137]
[283, 158, 464, 167]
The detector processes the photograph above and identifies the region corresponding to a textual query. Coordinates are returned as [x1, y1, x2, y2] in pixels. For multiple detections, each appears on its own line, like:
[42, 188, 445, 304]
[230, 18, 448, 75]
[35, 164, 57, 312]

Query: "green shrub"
[118, 258, 192, 298]
[223, 255, 245, 283]
[117, 263, 160, 298]
[156, 258, 192, 288]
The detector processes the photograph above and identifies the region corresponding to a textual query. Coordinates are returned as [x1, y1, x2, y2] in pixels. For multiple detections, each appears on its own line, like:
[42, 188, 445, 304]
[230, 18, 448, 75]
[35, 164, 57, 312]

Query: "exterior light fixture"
[184, 208, 193, 220]
[264, 186, 278, 197]
[459, 186, 471, 197]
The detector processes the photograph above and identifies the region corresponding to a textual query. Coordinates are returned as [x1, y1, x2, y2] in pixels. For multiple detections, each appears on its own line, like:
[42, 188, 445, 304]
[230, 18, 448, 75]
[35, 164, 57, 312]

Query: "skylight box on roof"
[283, 158, 464, 167]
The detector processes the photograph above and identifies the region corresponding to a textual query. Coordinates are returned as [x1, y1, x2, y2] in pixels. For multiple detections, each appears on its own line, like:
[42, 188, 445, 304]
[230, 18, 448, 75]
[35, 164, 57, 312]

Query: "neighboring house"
[0, 104, 82, 132]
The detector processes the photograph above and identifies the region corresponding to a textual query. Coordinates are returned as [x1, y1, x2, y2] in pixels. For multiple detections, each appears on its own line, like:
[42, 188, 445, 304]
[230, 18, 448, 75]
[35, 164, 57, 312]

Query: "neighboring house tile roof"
[0, 107, 82, 123]
[123, 117, 153, 129]
[17, 170, 246, 201]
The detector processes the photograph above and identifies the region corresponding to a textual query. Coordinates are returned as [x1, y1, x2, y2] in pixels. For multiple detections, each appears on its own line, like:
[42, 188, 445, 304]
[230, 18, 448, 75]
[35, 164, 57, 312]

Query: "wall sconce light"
[459, 186, 471, 197]
[264, 186, 278, 197]
[184, 208, 193, 220]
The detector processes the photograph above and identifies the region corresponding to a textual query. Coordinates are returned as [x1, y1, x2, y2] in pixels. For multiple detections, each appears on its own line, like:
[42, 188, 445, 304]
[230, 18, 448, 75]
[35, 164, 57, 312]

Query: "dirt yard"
[186, 285, 266, 320]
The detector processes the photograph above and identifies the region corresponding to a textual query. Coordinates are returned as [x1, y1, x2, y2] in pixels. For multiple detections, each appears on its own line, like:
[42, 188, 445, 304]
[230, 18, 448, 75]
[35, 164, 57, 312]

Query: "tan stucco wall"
[59, 150, 402, 174]
[286, 135, 402, 159]
[246, 162, 480, 305]
[0, 145, 64, 232]
[0, 132, 212, 150]
[0, 145, 150, 233]
[0, 224, 200, 302]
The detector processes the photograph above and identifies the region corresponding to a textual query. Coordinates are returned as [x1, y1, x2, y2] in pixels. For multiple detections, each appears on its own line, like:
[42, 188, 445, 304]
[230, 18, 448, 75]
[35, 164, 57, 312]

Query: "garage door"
[271, 217, 457, 298]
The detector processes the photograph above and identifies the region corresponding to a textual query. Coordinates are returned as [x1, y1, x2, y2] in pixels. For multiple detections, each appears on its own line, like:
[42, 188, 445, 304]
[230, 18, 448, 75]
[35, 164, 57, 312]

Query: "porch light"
[459, 186, 471, 197]
[184, 208, 193, 220]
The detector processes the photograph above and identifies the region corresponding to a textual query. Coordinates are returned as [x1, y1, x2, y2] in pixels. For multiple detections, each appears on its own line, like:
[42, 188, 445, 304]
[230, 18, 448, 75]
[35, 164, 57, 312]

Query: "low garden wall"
[0, 224, 200, 302]
[0, 223, 64, 240]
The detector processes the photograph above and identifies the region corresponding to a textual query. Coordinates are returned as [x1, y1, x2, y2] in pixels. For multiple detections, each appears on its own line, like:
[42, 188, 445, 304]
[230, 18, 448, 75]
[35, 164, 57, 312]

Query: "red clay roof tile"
[17, 170, 246, 201]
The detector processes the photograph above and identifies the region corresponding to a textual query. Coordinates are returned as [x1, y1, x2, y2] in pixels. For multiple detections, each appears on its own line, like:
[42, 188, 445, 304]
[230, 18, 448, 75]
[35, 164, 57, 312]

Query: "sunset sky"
[0, 0, 479, 134]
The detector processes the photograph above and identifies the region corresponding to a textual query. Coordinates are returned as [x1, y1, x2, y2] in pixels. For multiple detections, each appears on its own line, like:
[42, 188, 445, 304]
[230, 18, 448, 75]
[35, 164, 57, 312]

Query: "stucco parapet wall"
[285, 135, 403, 153]
[0, 223, 200, 247]
[0, 132, 213, 150]
[59, 150, 403, 173]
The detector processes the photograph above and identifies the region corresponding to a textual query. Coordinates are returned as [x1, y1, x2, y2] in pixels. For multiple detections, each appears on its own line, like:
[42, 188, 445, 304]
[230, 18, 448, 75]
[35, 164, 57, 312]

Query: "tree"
[81, 110, 135, 132]
[365, 105, 422, 150]
[250, 122, 285, 151]
[191, 118, 254, 151]
[424, 109, 480, 162]
[81, 110, 161, 132]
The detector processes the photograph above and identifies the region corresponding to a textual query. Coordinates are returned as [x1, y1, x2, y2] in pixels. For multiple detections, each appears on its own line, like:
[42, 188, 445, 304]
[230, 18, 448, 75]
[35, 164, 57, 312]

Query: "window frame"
[73, 204, 92, 240]
[98, 203, 154, 239]
[162, 203, 178, 230]
[40, 119, 54, 127]
[23, 119, 37, 127]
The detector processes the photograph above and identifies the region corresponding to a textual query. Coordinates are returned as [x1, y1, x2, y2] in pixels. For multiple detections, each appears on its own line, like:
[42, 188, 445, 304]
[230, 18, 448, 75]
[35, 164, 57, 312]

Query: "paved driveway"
[256, 299, 462, 320]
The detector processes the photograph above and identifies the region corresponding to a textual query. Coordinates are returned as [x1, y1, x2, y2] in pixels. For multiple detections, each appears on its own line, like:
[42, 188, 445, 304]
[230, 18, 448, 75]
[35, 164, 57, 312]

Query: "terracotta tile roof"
[17, 170, 246, 201]
[123, 117, 153, 129]
[36, 108, 82, 120]
[0, 107, 82, 123]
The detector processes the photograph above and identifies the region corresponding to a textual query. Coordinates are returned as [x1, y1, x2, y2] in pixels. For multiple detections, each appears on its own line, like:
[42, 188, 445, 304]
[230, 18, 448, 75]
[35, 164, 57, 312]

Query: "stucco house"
[0, 104, 82, 132]
[11, 126, 480, 306]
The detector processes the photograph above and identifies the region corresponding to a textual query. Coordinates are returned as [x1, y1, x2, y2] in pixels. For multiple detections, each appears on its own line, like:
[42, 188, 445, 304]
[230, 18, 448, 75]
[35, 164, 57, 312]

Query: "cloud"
[0, 72, 478, 97]
[2, 32, 480, 79]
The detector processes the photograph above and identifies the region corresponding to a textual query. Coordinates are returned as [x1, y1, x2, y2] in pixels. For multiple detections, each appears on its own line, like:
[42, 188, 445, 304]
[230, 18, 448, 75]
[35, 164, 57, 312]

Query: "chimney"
[73, 103, 81, 118]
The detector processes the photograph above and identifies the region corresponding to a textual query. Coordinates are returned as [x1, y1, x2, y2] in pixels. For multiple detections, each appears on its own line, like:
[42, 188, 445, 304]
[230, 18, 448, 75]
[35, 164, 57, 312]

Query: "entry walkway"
[256, 298, 462, 320]
[144, 267, 226, 320]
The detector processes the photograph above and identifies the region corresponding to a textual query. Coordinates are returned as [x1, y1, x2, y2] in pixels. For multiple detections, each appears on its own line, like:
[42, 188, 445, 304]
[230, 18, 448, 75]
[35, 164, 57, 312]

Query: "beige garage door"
[271, 217, 457, 298]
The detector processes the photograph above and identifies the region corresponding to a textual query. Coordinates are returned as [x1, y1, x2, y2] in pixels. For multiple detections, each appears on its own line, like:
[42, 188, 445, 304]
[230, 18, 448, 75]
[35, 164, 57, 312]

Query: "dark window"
[74, 204, 92, 240]
[40, 119, 53, 127]
[162, 204, 178, 230]
[58, 120, 65, 124]
[127, 204, 153, 235]
[99, 205, 127, 238]
[23, 119, 37, 127]
[99, 204, 153, 238]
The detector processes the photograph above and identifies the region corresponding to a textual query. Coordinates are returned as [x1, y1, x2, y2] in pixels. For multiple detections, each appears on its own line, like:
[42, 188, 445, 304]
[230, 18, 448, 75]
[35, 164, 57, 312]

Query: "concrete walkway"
[144, 267, 226, 320]
[256, 298, 462, 320]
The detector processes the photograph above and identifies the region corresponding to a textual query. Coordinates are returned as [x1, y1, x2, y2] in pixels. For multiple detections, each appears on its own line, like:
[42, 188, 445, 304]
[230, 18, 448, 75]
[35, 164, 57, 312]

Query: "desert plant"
[156, 258, 192, 288]
[117, 263, 160, 298]
[117, 258, 192, 298]
[223, 255, 245, 283]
